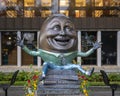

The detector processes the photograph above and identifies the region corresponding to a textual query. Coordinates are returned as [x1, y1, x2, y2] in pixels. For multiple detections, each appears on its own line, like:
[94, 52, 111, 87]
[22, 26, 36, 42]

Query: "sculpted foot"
[39, 74, 45, 81]
[85, 67, 94, 76]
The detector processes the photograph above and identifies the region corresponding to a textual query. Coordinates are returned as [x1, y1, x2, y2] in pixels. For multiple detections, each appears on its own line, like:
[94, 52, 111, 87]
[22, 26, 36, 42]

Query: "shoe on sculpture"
[39, 75, 45, 81]
[86, 67, 94, 76]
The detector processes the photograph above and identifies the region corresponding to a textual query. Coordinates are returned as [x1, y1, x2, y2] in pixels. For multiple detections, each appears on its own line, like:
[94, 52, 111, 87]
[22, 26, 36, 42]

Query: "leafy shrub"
[0, 71, 120, 82]
[108, 73, 120, 81]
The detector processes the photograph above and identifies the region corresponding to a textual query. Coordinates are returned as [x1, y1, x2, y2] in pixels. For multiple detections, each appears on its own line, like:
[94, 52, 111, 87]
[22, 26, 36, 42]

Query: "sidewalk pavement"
[0, 86, 120, 96]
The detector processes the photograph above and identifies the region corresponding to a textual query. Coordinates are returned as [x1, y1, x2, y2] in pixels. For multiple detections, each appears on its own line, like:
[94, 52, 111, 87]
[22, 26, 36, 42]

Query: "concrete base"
[37, 69, 82, 96]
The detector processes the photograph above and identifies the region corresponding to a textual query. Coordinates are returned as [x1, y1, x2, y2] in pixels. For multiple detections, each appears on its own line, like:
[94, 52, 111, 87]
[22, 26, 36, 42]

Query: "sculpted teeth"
[54, 39, 69, 45]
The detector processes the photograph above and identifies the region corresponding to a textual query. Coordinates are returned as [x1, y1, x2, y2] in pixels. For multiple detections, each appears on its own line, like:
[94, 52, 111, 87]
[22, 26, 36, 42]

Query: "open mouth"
[53, 37, 70, 46]
[47, 36, 75, 50]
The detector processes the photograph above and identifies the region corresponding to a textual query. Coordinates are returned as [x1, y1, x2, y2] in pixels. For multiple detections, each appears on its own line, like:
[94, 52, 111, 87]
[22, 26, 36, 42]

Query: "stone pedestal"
[37, 69, 82, 96]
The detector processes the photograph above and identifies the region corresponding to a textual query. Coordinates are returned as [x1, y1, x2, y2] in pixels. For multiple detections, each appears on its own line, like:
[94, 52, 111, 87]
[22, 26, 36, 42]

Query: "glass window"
[41, 10, 51, 17]
[7, 0, 17, 7]
[0, 0, 7, 17]
[1, 32, 17, 65]
[109, 10, 118, 17]
[21, 32, 37, 65]
[60, 10, 69, 16]
[101, 31, 117, 65]
[103, 0, 110, 6]
[94, 10, 103, 17]
[59, 0, 70, 16]
[109, 0, 120, 6]
[60, 0, 69, 7]
[35, 0, 40, 7]
[94, 0, 103, 7]
[75, 10, 86, 17]
[75, 0, 86, 7]
[39, 0, 52, 17]
[81, 31, 97, 65]
[6, 0, 17, 18]
[24, 10, 35, 17]
[24, 0, 34, 7]
[0, 0, 120, 18]
[24, 0, 35, 17]
[41, 0, 52, 7]
[7, 10, 17, 17]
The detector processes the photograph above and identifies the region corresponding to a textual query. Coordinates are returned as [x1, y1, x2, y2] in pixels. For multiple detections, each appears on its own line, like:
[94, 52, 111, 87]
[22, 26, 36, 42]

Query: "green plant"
[0, 70, 120, 87]
[78, 73, 89, 96]
[24, 65, 41, 96]
[88, 73, 102, 82]
[109, 73, 120, 81]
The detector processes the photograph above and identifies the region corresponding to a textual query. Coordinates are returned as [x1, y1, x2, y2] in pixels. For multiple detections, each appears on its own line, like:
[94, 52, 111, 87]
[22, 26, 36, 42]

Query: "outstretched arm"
[77, 41, 102, 57]
[17, 36, 40, 56]
[22, 46, 40, 56]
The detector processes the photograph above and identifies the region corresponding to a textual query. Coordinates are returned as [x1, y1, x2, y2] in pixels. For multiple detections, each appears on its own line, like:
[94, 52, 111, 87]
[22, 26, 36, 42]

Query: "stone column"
[37, 31, 42, 68]
[0, 32, 1, 66]
[117, 31, 120, 66]
[97, 31, 101, 67]
[17, 31, 22, 67]
[77, 30, 81, 65]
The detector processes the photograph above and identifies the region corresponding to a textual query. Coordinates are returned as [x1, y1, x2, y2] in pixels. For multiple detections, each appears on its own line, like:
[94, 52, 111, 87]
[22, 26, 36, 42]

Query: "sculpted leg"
[40, 62, 59, 81]
[61, 64, 94, 76]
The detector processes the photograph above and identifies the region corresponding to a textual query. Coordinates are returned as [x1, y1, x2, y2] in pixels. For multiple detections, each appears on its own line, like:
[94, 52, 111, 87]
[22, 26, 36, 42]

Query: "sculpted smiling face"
[39, 14, 78, 53]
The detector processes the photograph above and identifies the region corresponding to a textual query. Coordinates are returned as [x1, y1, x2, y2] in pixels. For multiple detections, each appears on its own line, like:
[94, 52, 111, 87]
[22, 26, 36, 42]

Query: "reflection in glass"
[0, 0, 7, 11]
[101, 31, 117, 65]
[111, 0, 119, 6]
[41, 10, 51, 17]
[35, 0, 41, 7]
[0, 0, 120, 18]
[110, 10, 118, 17]
[24, 10, 35, 17]
[7, 0, 17, 7]
[60, 10, 69, 16]
[75, 10, 86, 17]
[6, 0, 17, 18]
[81, 31, 97, 65]
[60, 0, 69, 7]
[7, 10, 17, 17]
[103, 0, 110, 6]
[24, 0, 34, 7]
[41, 0, 52, 7]
[75, 0, 86, 7]
[22, 32, 37, 65]
[2, 32, 17, 65]
[86, 0, 91, 6]
[94, 10, 103, 17]
[94, 0, 103, 6]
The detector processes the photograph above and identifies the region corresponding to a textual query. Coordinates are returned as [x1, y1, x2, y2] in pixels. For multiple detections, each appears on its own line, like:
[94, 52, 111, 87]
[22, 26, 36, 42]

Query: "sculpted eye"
[52, 25, 61, 31]
[64, 26, 73, 32]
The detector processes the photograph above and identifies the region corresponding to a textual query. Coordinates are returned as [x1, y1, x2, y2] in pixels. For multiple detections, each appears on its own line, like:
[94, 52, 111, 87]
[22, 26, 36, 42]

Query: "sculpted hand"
[93, 41, 102, 50]
[17, 36, 25, 48]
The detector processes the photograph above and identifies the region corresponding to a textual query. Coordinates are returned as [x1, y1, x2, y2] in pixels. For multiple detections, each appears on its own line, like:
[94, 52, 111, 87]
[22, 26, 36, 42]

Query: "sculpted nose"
[59, 29, 65, 35]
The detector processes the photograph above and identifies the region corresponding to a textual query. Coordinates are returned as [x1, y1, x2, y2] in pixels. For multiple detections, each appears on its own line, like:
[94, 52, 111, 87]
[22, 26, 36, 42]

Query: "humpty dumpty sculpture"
[17, 14, 101, 80]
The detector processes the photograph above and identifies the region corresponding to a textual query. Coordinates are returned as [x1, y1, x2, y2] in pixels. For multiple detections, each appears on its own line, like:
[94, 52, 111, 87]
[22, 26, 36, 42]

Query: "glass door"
[81, 31, 97, 65]
[101, 31, 117, 65]
[2, 31, 17, 65]
[21, 31, 37, 65]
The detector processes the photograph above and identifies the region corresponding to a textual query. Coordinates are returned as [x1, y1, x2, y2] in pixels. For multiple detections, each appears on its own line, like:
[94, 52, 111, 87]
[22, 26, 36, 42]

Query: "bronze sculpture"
[17, 14, 101, 81]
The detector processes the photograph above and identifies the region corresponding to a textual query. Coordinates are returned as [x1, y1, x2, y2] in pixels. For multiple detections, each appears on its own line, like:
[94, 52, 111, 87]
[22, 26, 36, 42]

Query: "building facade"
[0, 0, 120, 68]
